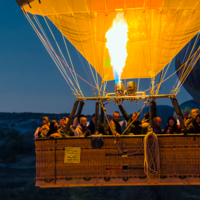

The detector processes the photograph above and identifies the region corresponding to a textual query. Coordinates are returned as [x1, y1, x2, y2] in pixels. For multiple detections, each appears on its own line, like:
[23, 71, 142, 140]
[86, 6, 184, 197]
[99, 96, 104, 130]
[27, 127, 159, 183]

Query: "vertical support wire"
[43, 16, 81, 94]
[25, 13, 77, 94]
[33, 15, 78, 93]
[166, 8, 196, 93]
[55, 16, 84, 96]
[69, 0, 98, 89]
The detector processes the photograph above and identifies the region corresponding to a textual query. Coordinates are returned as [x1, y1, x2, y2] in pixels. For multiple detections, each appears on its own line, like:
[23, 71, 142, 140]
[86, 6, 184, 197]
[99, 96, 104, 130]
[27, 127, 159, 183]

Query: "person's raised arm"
[118, 101, 130, 122]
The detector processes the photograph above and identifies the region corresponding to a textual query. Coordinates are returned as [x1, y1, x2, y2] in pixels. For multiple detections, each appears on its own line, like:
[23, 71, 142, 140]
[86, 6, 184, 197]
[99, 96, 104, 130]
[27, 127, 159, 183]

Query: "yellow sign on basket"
[64, 147, 81, 163]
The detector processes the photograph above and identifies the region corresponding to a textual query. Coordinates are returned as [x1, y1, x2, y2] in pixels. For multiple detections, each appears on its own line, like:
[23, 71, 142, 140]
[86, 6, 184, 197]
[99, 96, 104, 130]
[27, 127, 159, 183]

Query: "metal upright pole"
[95, 101, 99, 134]
[101, 105, 105, 123]
[149, 99, 157, 128]
[76, 100, 85, 118]
[170, 96, 185, 132]
[65, 100, 79, 133]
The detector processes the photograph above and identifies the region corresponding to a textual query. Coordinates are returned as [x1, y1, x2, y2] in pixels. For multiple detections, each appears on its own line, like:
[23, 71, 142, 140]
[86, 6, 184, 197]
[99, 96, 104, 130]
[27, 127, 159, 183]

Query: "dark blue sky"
[0, 1, 192, 114]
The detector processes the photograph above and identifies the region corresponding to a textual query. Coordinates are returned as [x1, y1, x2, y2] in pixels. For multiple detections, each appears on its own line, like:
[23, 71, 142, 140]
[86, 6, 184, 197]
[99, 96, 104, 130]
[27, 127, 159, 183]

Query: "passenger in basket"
[88, 114, 95, 135]
[118, 102, 142, 135]
[186, 114, 200, 133]
[162, 116, 181, 134]
[46, 120, 62, 138]
[153, 117, 162, 134]
[185, 109, 199, 128]
[78, 114, 85, 123]
[109, 111, 122, 137]
[59, 117, 69, 134]
[34, 116, 49, 138]
[74, 116, 91, 137]
[67, 117, 79, 136]
[141, 112, 150, 135]
[59, 119, 64, 129]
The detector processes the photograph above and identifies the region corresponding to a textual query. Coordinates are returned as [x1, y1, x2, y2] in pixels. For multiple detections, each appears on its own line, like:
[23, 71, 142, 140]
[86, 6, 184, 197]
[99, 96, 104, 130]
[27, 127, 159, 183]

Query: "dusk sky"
[0, 1, 193, 115]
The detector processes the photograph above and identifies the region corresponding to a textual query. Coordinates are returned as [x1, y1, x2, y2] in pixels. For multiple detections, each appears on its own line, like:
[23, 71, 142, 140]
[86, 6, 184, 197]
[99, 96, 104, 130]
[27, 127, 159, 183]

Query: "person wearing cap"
[34, 116, 49, 138]
[74, 116, 91, 137]
[88, 114, 95, 135]
[141, 112, 150, 135]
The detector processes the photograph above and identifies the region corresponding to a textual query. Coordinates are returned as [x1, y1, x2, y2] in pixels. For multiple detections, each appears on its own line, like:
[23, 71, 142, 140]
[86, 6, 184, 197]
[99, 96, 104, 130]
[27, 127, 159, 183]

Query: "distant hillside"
[0, 112, 121, 134]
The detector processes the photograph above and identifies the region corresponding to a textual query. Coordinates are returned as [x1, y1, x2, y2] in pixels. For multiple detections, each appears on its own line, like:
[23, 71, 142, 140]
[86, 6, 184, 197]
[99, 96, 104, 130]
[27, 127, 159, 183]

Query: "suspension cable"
[32, 15, 79, 94]
[25, 13, 77, 94]
[25, 13, 107, 95]
[55, 16, 83, 96]
[143, 47, 200, 94]
[43, 16, 83, 96]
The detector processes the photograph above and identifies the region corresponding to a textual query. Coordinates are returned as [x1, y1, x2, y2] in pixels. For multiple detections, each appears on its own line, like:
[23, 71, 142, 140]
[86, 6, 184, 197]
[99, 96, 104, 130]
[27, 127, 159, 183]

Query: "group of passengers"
[34, 105, 200, 138]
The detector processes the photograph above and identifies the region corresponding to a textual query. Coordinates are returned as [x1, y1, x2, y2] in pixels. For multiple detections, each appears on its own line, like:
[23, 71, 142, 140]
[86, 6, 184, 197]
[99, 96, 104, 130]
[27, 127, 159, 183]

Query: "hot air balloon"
[15, 0, 200, 187]
[175, 34, 200, 105]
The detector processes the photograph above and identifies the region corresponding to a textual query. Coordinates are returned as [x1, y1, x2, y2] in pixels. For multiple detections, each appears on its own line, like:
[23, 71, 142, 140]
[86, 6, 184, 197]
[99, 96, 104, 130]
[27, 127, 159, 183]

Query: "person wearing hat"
[88, 114, 96, 135]
[34, 116, 49, 138]
[141, 112, 150, 135]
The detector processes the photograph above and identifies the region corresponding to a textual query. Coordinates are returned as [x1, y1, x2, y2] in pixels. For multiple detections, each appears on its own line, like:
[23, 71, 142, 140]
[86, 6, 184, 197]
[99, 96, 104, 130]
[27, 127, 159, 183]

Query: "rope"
[176, 35, 200, 90]
[144, 131, 160, 179]
[25, 14, 77, 94]
[25, 13, 107, 94]
[156, 6, 193, 94]
[158, 6, 196, 94]
[174, 36, 196, 87]
[31, 15, 79, 93]
[56, 17, 83, 97]
[70, 9, 98, 89]
[75, 49, 93, 83]
[99, 99, 144, 155]
[48, 0, 99, 90]
[143, 48, 200, 94]
[43, 16, 83, 95]
[88, 13, 99, 91]
[176, 48, 200, 93]
[156, 60, 172, 94]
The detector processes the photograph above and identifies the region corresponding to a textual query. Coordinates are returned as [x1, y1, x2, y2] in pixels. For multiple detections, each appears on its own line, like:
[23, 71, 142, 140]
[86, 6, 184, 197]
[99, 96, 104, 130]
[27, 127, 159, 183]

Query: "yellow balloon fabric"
[23, 0, 200, 81]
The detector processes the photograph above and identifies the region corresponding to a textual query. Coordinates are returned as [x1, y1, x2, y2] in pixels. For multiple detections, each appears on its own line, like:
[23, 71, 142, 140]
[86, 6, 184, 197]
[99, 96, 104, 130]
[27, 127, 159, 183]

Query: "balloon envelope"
[21, 0, 200, 81]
